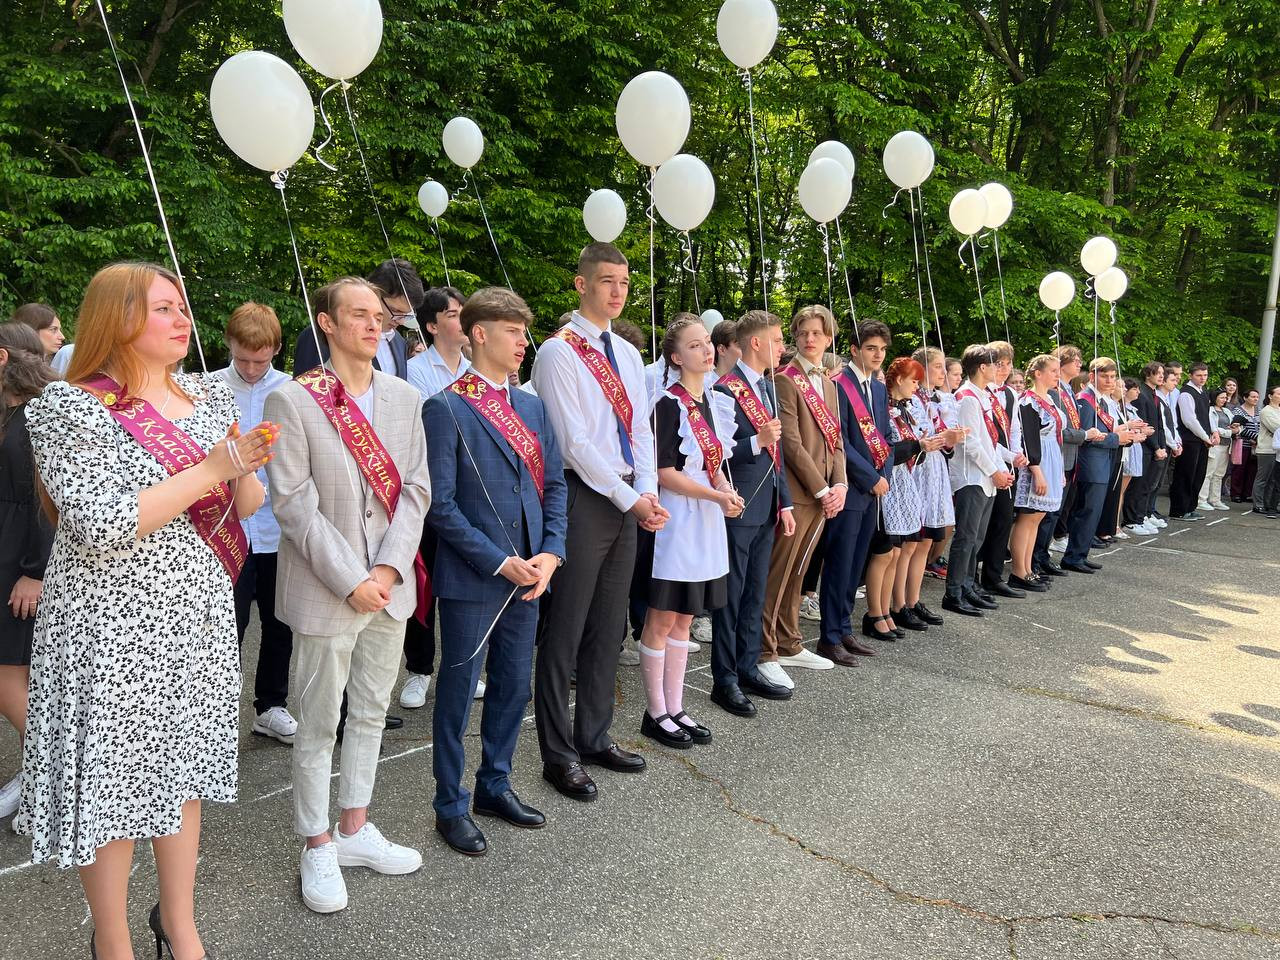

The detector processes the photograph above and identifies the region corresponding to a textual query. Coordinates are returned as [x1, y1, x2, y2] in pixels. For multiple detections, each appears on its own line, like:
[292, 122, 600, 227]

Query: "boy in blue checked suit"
[423, 288, 568, 856]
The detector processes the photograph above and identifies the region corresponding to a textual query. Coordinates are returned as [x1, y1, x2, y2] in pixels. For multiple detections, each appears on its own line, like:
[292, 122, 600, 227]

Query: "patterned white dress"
[17, 375, 241, 867]
[1014, 393, 1065, 513]
[882, 403, 924, 536]
[908, 392, 956, 529]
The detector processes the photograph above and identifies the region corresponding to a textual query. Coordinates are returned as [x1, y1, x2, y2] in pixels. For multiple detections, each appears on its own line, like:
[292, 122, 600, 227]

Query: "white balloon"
[716, 0, 779, 70]
[615, 72, 691, 168]
[978, 182, 1013, 230]
[1080, 236, 1118, 276]
[583, 189, 627, 243]
[948, 189, 988, 236]
[652, 154, 715, 232]
[1095, 266, 1129, 303]
[882, 131, 935, 189]
[210, 52, 315, 173]
[1039, 271, 1076, 312]
[282, 0, 383, 80]
[700, 309, 725, 331]
[809, 141, 856, 180]
[442, 117, 484, 170]
[797, 158, 853, 223]
[417, 180, 448, 219]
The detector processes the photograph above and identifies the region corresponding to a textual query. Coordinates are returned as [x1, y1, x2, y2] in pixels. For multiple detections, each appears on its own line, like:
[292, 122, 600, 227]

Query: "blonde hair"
[1024, 353, 1057, 384]
[987, 340, 1014, 363]
[791, 304, 836, 341]
[1090, 356, 1117, 374]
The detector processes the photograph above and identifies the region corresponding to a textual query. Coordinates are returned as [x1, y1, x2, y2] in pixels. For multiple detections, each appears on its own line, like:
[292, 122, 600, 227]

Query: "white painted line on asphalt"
[683, 681, 712, 695]
[1007, 613, 1055, 633]
[1206, 517, 1227, 526]
[0, 859, 38, 878]
[687, 662, 713, 675]
[1094, 548, 1121, 557]
[1167, 527, 1189, 537]
[1139, 538, 1158, 546]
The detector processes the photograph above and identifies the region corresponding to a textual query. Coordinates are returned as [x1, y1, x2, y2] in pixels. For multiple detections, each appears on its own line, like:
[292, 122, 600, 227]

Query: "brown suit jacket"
[775, 367, 847, 505]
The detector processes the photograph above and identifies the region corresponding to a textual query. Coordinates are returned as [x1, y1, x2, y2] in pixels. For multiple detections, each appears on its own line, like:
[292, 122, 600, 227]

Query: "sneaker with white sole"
[757, 660, 794, 690]
[1126, 523, 1155, 536]
[799, 595, 820, 621]
[1212, 502, 1230, 511]
[1196, 501, 1214, 513]
[689, 616, 712, 645]
[300, 842, 348, 914]
[1049, 536, 1068, 553]
[252, 706, 298, 745]
[399, 673, 431, 709]
[473, 678, 486, 700]
[333, 821, 422, 875]
[0, 773, 20, 819]
[1113, 530, 1130, 540]
[618, 638, 641, 666]
[686, 640, 702, 653]
[777, 647, 834, 671]
[1146, 515, 1168, 528]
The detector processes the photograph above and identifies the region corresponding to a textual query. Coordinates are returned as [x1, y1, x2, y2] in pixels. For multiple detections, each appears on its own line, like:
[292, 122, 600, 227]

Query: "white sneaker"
[1147, 515, 1168, 528]
[399, 673, 431, 709]
[1049, 536, 1068, 553]
[252, 706, 298, 745]
[618, 637, 641, 666]
[1196, 501, 1214, 513]
[1113, 530, 1130, 540]
[1212, 502, 1230, 511]
[473, 678, 486, 700]
[333, 821, 422, 875]
[799, 595, 821, 621]
[777, 647, 834, 671]
[300, 842, 348, 914]
[855, 586, 867, 599]
[1128, 523, 1155, 536]
[0, 773, 20, 819]
[689, 616, 712, 645]
[757, 660, 795, 690]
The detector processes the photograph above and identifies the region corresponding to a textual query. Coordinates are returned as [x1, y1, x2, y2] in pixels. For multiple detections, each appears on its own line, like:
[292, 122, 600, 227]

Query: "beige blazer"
[265, 371, 430, 636]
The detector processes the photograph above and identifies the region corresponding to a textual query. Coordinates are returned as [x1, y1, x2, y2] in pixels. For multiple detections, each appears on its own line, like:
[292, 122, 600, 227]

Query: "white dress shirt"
[949, 379, 1004, 495]
[51, 343, 75, 376]
[374, 329, 397, 378]
[214, 362, 292, 553]
[1164, 386, 1182, 430]
[989, 383, 1020, 466]
[407, 344, 470, 400]
[531, 311, 657, 512]
[1177, 383, 1212, 441]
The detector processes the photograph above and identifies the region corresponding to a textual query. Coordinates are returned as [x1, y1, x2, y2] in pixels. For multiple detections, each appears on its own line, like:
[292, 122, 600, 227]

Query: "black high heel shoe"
[861, 613, 897, 642]
[90, 933, 97, 959]
[149, 903, 214, 960]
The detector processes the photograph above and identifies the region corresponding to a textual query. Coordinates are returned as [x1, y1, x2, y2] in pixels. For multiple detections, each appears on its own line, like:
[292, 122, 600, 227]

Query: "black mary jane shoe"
[641, 712, 694, 749]
[1008, 574, 1049, 593]
[893, 606, 928, 631]
[912, 602, 944, 626]
[671, 710, 712, 744]
[861, 613, 898, 642]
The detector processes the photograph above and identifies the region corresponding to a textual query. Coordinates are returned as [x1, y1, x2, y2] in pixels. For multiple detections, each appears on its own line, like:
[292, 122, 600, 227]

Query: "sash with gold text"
[1025, 391, 1064, 443]
[554, 328, 634, 442]
[987, 386, 1012, 444]
[451, 373, 546, 500]
[889, 403, 920, 472]
[1055, 382, 1082, 430]
[81, 375, 247, 582]
[667, 382, 724, 484]
[1078, 389, 1115, 431]
[954, 387, 1000, 448]
[716, 371, 781, 470]
[778, 364, 841, 454]
[834, 370, 890, 470]
[296, 367, 402, 518]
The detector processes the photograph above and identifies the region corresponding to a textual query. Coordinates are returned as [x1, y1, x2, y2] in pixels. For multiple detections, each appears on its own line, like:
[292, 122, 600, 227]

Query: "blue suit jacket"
[293, 327, 409, 380]
[833, 368, 892, 510]
[713, 380, 793, 527]
[1074, 390, 1121, 485]
[424, 386, 568, 602]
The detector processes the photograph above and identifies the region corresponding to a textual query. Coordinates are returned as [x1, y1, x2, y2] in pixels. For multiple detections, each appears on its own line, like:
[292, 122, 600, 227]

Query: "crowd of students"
[0, 244, 1274, 959]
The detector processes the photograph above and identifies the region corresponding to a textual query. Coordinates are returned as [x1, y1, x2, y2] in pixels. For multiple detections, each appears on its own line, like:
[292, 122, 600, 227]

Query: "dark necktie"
[599, 331, 635, 469]
[760, 376, 776, 416]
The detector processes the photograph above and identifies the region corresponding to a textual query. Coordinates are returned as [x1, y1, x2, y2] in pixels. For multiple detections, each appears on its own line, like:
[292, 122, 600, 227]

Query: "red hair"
[885, 357, 925, 389]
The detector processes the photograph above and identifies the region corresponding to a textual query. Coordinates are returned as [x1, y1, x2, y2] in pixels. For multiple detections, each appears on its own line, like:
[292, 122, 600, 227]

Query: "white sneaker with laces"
[618, 637, 641, 666]
[689, 616, 712, 645]
[1049, 537, 1068, 553]
[1114, 530, 1130, 540]
[757, 660, 794, 690]
[300, 842, 348, 914]
[0, 773, 20, 819]
[252, 706, 298, 745]
[777, 647, 834, 671]
[1212, 502, 1230, 511]
[799, 595, 821, 621]
[473, 678, 486, 700]
[1147, 515, 1168, 528]
[333, 821, 422, 875]
[399, 673, 431, 709]
[1196, 501, 1214, 513]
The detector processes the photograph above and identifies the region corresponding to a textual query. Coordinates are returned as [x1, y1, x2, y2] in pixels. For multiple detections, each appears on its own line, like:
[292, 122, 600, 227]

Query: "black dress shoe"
[741, 672, 793, 700]
[580, 743, 647, 772]
[474, 789, 546, 828]
[1060, 561, 1095, 574]
[963, 589, 998, 610]
[1083, 559, 1102, 570]
[985, 580, 1026, 599]
[385, 715, 404, 731]
[912, 602, 944, 626]
[671, 710, 712, 743]
[861, 613, 897, 642]
[1008, 574, 1048, 593]
[976, 588, 997, 604]
[941, 594, 982, 617]
[436, 814, 488, 855]
[893, 606, 928, 631]
[840, 635, 877, 656]
[711, 684, 757, 717]
[1035, 560, 1068, 577]
[542, 762, 598, 800]
[641, 712, 694, 749]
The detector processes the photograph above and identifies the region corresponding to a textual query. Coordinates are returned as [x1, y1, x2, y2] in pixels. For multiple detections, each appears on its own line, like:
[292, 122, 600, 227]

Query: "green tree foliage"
[1, 0, 1277, 379]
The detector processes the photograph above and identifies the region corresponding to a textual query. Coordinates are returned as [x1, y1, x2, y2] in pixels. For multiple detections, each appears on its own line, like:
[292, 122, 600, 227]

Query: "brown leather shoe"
[840, 635, 877, 657]
[542, 762, 598, 801]
[816, 641, 859, 667]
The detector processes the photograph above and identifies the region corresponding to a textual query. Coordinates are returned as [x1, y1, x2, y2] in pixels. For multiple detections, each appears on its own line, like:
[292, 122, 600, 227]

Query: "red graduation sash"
[1026, 390, 1063, 443]
[1056, 382, 1082, 430]
[955, 387, 1000, 447]
[987, 386, 1012, 443]
[554, 328, 634, 442]
[1078, 389, 1115, 431]
[667, 382, 724, 484]
[80, 375, 247, 583]
[450, 372, 546, 500]
[296, 367, 402, 518]
[889, 404, 919, 472]
[834, 369, 890, 470]
[717, 370, 780, 470]
[778, 364, 841, 454]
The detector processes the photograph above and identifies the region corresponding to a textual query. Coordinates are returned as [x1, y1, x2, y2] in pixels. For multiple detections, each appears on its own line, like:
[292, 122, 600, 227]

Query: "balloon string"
[906, 188, 929, 355]
[471, 176, 538, 353]
[93, 0, 207, 375]
[914, 187, 946, 358]
[990, 231, 1012, 345]
[742, 69, 769, 311]
[431, 218, 451, 287]
[967, 235, 991, 343]
[1053, 309, 1061, 354]
[882, 188, 907, 220]
[833, 217, 859, 349]
[313, 80, 347, 172]
[1110, 302, 1121, 382]
[679, 231, 701, 314]
[819, 222, 834, 316]
[449, 171, 471, 203]
[1089, 277, 1099, 364]
[647, 168, 660, 463]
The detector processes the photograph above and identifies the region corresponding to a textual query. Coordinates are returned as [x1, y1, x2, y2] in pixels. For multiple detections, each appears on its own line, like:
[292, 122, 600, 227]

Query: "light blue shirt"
[214, 363, 291, 553]
[407, 345, 470, 400]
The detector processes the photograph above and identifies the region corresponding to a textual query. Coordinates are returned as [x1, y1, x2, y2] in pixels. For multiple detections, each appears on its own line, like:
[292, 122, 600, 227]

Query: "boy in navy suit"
[423, 287, 568, 856]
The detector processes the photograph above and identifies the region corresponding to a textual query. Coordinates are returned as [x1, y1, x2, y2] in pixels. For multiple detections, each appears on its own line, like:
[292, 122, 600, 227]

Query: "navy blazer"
[293, 327, 409, 380]
[1074, 389, 1122, 485]
[424, 385, 568, 602]
[833, 367, 892, 510]
[713, 380, 793, 527]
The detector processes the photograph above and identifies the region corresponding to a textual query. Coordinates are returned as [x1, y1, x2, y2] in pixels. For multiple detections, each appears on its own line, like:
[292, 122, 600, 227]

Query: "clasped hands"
[499, 553, 560, 600]
[347, 564, 399, 613]
[211, 421, 281, 481]
[630, 492, 670, 532]
[715, 483, 746, 519]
